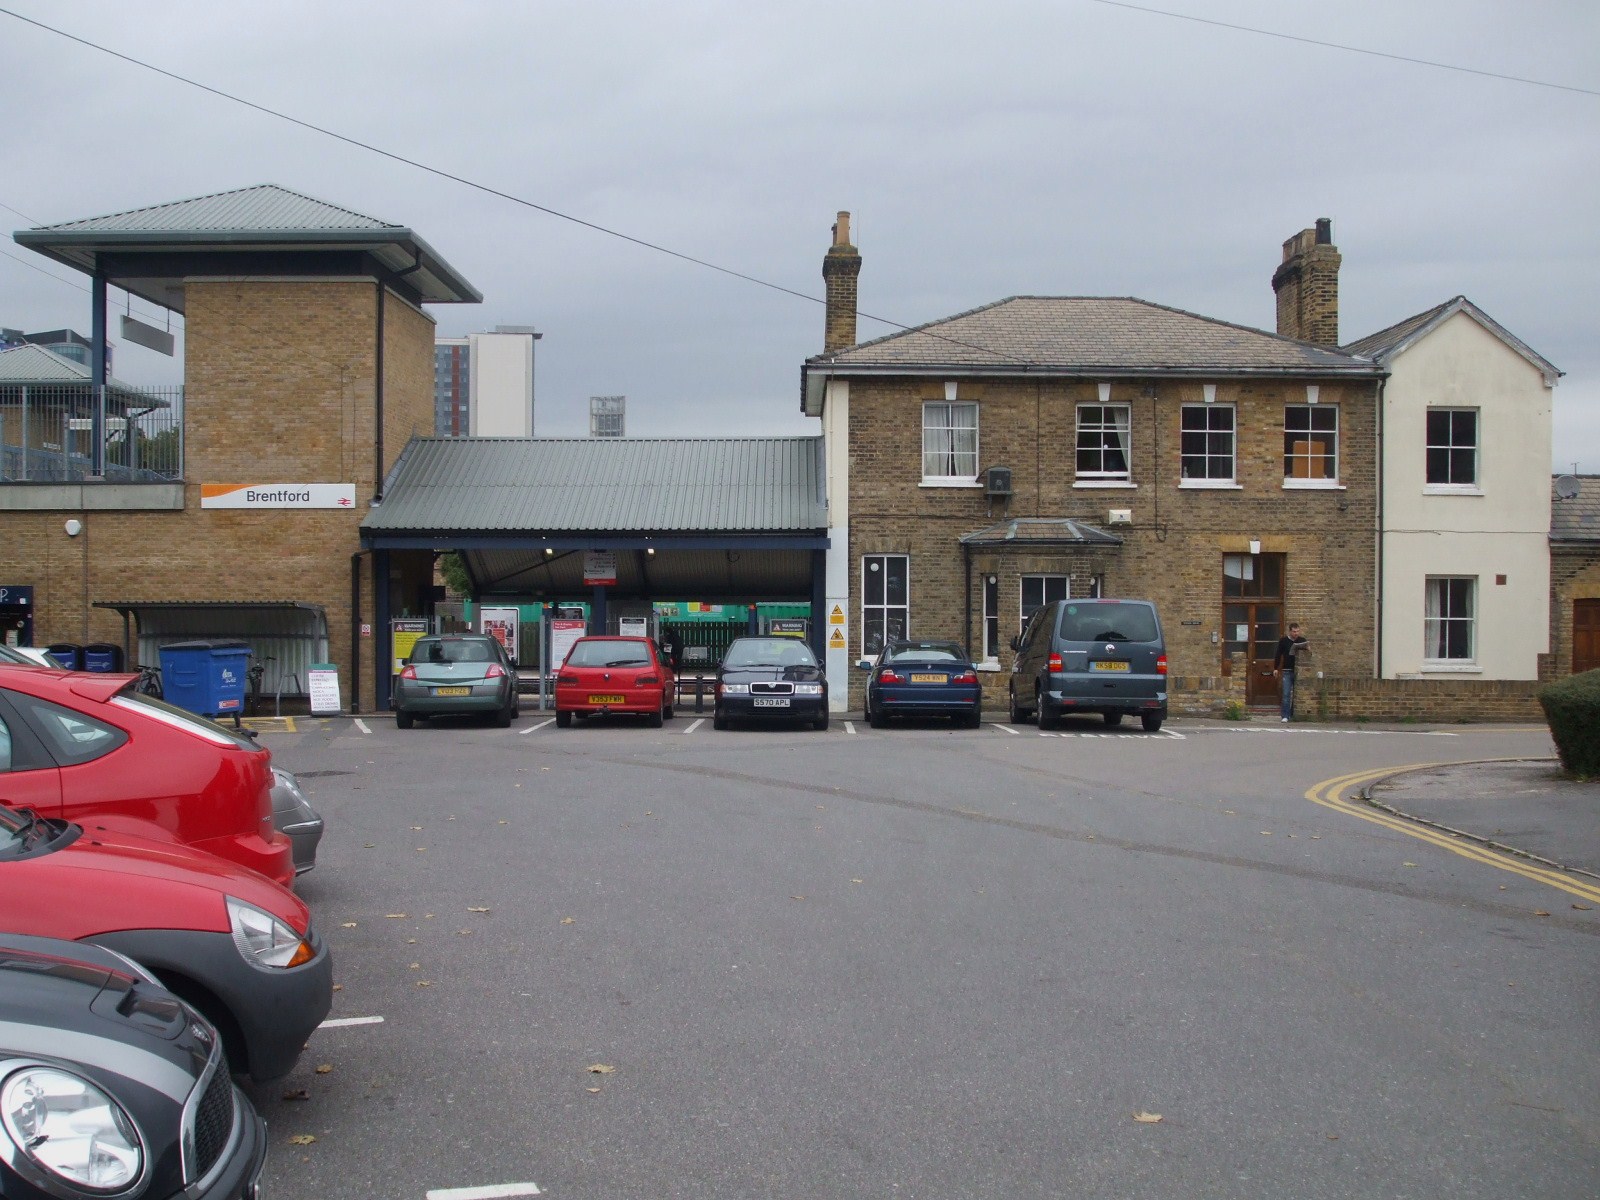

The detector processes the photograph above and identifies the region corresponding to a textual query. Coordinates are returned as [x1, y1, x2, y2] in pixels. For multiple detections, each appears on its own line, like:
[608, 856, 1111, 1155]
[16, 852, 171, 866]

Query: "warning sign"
[829, 604, 845, 625]
[828, 628, 846, 649]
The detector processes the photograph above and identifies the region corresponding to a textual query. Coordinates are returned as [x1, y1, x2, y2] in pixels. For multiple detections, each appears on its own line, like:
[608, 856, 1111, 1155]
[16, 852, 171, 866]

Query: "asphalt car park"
[226, 710, 1594, 1200]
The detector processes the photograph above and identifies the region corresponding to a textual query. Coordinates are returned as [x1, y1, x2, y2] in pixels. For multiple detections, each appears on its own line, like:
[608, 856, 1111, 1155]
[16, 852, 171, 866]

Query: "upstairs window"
[1075, 404, 1131, 482]
[922, 402, 978, 482]
[1426, 409, 1478, 487]
[1284, 405, 1339, 483]
[1180, 404, 1236, 483]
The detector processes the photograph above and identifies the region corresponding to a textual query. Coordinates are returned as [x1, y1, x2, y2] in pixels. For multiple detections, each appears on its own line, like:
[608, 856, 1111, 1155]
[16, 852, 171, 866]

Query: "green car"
[394, 634, 519, 728]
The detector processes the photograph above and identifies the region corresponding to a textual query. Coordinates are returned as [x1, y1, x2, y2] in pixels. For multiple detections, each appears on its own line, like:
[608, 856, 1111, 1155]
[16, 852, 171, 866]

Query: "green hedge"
[1538, 669, 1600, 778]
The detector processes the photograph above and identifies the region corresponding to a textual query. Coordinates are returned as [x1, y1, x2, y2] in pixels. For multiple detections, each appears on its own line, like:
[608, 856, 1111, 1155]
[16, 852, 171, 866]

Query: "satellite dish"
[1554, 474, 1581, 501]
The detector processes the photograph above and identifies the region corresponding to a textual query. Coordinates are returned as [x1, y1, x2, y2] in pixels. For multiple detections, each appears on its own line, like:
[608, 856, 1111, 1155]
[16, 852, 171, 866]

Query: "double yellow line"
[1306, 764, 1600, 905]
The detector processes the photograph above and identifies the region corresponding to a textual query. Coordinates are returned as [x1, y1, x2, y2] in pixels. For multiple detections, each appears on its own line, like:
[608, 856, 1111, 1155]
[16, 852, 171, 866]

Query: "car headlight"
[794, 683, 825, 696]
[721, 683, 750, 694]
[226, 896, 316, 969]
[2, 1066, 145, 1193]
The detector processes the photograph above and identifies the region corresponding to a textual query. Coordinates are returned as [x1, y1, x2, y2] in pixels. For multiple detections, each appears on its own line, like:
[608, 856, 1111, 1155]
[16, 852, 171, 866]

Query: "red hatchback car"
[0, 665, 294, 887]
[554, 636, 676, 728]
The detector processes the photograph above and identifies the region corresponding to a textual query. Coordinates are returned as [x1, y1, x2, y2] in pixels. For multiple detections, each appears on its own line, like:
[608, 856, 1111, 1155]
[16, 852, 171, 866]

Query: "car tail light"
[1156, 654, 1168, 675]
[558, 673, 578, 685]
[484, 663, 506, 679]
[1047, 653, 1063, 672]
[952, 670, 978, 684]
[634, 674, 659, 686]
[400, 665, 417, 680]
[879, 669, 904, 684]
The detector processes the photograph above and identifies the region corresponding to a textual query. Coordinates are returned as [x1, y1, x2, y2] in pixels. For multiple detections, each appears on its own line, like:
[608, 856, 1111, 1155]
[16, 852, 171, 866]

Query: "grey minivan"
[1007, 598, 1168, 732]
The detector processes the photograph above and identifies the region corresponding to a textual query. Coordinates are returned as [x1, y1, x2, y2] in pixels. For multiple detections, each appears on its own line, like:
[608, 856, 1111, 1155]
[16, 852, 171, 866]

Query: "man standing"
[1273, 623, 1309, 722]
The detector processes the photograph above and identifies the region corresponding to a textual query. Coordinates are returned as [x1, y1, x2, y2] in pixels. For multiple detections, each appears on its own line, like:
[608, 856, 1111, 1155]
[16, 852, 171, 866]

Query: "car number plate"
[1090, 661, 1129, 672]
[910, 673, 948, 684]
[752, 697, 790, 708]
[434, 686, 472, 696]
[588, 693, 626, 704]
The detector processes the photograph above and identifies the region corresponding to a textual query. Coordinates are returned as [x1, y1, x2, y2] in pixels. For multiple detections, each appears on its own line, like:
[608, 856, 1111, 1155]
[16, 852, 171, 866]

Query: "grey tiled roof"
[1344, 296, 1561, 383]
[1551, 476, 1600, 543]
[808, 297, 1378, 375]
[25, 184, 399, 234]
[366, 437, 827, 533]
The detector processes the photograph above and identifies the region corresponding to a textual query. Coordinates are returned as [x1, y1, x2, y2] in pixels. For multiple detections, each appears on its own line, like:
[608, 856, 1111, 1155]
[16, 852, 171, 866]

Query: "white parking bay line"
[992, 723, 1020, 735]
[519, 718, 555, 735]
[844, 721, 857, 735]
[683, 718, 705, 733]
[426, 1185, 541, 1199]
[317, 1015, 385, 1029]
[353, 718, 371, 735]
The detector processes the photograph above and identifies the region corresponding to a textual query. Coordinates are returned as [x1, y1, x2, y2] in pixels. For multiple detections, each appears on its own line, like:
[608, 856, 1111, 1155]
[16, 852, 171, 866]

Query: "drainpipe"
[1374, 376, 1386, 679]
[350, 552, 364, 713]
[373, 285, 386, 504]
[963, 539, 973, 657]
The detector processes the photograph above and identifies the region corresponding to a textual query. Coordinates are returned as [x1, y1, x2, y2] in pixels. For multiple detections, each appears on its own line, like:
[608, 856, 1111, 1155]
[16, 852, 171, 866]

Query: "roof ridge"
[35, 183, 401, 232]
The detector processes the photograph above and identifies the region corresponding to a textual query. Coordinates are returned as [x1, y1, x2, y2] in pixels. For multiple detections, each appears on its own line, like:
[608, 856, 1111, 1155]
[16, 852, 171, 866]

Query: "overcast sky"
[3, 1, 1596, 470]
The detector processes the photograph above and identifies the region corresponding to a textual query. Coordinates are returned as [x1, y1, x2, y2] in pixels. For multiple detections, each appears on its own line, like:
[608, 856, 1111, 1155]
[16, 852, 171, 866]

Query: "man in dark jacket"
[1273, 623, 1309, 722]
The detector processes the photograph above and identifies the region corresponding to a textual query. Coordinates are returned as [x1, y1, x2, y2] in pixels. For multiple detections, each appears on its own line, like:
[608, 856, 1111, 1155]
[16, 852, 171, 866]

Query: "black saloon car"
[713, 637, 829, 730]
[860, 639, 983, 728]
[0, 933, 267, 1200]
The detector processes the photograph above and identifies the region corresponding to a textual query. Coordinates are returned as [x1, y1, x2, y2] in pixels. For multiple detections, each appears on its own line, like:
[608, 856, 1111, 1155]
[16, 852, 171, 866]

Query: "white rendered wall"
[467, 332, 536, 437]
[822, 379, 851, 710]
[1380, 312, 1554, 678]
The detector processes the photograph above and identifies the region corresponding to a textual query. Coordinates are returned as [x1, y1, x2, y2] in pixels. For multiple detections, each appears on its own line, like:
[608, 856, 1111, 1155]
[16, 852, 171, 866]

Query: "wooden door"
[1223, 553, 1287, 706]
[1576, 599, 1600, 674]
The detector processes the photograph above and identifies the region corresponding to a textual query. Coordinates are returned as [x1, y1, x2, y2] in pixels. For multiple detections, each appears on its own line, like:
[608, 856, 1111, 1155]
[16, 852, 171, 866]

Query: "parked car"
[0, 645, 60, 668]
[554, 636, 676, 728]
[0, 803, 332, 1081]
[713, 636, 829, 730]
[1008, 598, 1168, 732]
[394, 633, 519, 728]
[272, 767, 324, 874]
[0, 932, 268, 1200]
[0, 666, 294, 886]
[860, 639, 982, 728]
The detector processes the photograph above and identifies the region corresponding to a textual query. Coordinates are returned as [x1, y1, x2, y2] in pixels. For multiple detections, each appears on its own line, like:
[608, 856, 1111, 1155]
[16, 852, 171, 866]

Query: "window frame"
[1074, 403, 1132, 484]
[1424, 408, 1480, 491]
[1019, 574, 1069, 633]
[921, 401, 980, 485]
[982, 574, 1000, 663]
[1282, 404, 1340, 487]
[861, 554, 910, 658]
[1179, 403, 1237, 486]
[1424, 576, 1477, 665]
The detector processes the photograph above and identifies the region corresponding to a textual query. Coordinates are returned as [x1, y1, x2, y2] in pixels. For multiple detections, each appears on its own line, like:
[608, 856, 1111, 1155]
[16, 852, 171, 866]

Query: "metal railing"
[0, 384, 182, 482]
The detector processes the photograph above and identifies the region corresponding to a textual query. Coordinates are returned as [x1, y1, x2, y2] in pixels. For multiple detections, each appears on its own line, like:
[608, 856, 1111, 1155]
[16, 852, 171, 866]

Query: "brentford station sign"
[201, 483, 357, 510]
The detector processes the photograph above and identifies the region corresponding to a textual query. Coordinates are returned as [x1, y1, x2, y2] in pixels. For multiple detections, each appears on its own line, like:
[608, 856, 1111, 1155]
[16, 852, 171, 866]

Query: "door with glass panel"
[1222, 553, 1285, 706]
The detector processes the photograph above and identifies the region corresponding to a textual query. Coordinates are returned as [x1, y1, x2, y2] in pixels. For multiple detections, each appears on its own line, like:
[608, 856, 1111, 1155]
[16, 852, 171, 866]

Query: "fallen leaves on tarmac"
[1132, 1111, 1163, 1124]
[287, 1134, 317, 1145]
[588, 1064, 615, 1075]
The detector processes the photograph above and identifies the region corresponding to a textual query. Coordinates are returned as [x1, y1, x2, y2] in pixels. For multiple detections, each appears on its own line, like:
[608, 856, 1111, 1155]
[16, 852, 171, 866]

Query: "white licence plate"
[752, 697, 791, 708]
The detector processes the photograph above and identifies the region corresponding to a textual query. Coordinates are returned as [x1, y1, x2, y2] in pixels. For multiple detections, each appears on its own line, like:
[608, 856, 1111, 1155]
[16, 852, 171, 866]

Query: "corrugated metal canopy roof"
[365, 436, 827, 535]
[0, 345, 170, 407]
[13, 184, 480, 308]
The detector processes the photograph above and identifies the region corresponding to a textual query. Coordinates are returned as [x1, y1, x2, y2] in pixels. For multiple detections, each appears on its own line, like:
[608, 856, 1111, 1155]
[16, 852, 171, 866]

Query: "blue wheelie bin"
[46, 643, 83, 671]
[83, 643, 125, 673]
[159, 640, 251, 723]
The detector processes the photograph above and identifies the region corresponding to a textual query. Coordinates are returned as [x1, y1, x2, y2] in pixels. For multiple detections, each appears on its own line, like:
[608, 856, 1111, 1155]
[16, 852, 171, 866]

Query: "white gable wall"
[1381, 310, 1553, 678]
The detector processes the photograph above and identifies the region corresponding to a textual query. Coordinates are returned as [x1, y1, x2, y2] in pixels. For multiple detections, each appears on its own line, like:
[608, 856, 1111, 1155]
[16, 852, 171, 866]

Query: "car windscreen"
[723, 639, 817, 669]
[415, 639, 497, 664]
[1057, 602, 1160, 643]
[885, 643, 965, 663]
[565, 641, 652, 668]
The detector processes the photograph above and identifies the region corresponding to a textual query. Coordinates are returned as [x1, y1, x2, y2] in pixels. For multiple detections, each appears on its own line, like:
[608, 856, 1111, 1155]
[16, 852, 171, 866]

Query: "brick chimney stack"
[1272, 218, 1341, 346]
[822, 211, 861, 353]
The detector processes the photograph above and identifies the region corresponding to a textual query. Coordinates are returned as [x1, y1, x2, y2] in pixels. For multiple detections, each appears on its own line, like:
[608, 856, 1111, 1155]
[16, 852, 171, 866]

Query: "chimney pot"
[1272, 220, 1341, 346]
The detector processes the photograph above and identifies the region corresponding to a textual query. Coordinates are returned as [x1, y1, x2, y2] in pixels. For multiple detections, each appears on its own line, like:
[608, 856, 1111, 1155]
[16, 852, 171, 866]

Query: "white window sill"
[1423, 485, 1483, 496]
[1178, 480, 1243, 490]
[919, 479, 984, 489]
[1073, 480, 1137, 489]
[1282, 480, 1345, 490]
[1419, 663, 1482, 674]
[976, 659, 1003, 672]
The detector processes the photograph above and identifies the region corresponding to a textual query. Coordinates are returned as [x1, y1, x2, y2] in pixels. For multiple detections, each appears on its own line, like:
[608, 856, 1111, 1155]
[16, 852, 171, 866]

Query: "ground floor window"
[982, 574, 1000, 660]
[1425, 576, 1475, 661]
[1020, 575, 1068, 630]
[862, 554, 909, 656]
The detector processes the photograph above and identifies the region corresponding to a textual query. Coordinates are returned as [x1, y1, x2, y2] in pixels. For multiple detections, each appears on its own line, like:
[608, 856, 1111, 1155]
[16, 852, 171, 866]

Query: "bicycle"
[246, 654, 275, 716]
[133, 663, 163, 699]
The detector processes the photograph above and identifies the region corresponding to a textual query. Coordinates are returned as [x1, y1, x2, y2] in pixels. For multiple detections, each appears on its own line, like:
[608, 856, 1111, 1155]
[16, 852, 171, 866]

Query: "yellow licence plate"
[434, 686, 471, 696]
[910, 673, 949, 684]
[1090, 661, 1129, 672]
[588, 694, 626, 704]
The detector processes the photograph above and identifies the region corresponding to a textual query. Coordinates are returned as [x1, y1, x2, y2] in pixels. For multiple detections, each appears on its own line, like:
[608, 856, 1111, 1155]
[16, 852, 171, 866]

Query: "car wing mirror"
[856, 659, 872, 671]
[1009, 635, 1022, 652]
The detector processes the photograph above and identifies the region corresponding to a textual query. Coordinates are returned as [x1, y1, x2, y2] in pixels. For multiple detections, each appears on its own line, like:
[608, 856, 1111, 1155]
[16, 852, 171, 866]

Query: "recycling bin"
[45, 643, 83, 671]
[82, 643, 125, 673]
[159, 639, 251, 720]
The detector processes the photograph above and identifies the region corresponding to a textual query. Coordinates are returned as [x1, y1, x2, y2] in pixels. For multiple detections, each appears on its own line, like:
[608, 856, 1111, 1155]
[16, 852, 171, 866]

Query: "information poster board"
[618, 616, 649, 637]
[307, 663, 342, 715]
[583, 551, 617, 586]
[391, 618, 430, 674]
[550, 619, 587, 670]
[480, 607, 520, 662]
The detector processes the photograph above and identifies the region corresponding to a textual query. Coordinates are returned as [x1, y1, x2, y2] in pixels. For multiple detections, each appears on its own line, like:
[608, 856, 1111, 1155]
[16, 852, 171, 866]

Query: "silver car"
[271, 767, 324, 875]
[393, 633, 519, 728]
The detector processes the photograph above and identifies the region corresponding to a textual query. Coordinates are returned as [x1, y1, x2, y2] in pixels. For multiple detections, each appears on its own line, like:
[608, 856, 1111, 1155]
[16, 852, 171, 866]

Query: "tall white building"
[434, 326, 541, 437]
[590, 394, 625, 438]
